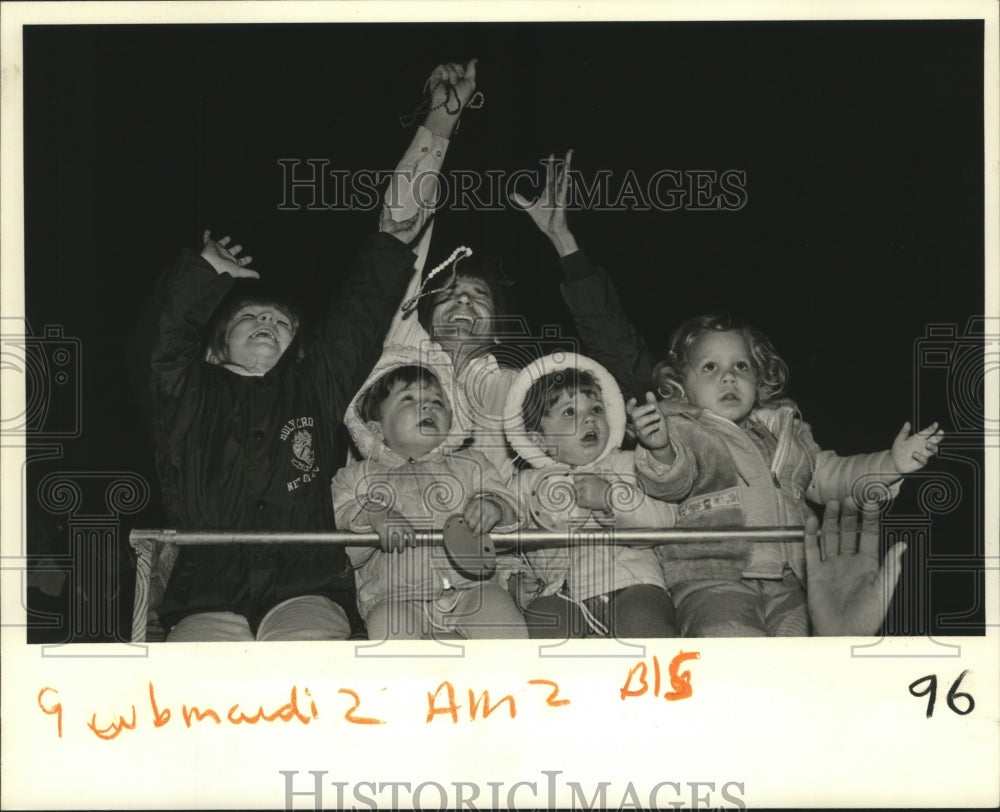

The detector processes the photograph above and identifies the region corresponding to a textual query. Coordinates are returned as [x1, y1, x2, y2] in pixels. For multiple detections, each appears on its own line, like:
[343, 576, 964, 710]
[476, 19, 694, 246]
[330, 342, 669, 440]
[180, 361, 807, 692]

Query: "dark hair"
[521, 368, 603, 432]
[356, 365, 443, 423]
[415, 254, 510, 333]
[651, 314, 789, 406]
[206, 281, 301, 364]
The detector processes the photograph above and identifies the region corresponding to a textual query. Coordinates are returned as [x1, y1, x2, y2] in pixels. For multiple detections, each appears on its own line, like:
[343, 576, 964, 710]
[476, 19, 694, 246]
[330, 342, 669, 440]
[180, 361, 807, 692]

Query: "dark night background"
[19, 20, 987, 641]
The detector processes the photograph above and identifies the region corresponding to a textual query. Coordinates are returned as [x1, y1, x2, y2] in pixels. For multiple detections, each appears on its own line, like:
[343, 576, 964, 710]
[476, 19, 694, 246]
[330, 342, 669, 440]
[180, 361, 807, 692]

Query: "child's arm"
[805, 500, 906, 636]
[331, 464, 418, 554]
[806, 420, 944, 508]
[129, 231, 256, 441]
[628, 393, 698, 501]
[512, 150, 659, 402]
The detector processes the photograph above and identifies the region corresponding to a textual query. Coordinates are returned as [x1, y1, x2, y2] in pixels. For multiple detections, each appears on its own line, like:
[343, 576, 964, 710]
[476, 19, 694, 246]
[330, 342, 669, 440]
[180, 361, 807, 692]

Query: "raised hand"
[628, 392, 670, 448]
[510, 149, 579, 257]
[891, 421, 944, 474]
[200, 230, 258, 278]
[805, 500, 907, 636]
[424, 58, 479, 137]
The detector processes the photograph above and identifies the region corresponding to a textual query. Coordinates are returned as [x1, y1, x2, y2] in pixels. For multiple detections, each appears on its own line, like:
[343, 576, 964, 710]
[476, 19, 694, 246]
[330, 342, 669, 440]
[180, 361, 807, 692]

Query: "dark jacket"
[559, 249, 658, 403]
[133, 233, 415, 633]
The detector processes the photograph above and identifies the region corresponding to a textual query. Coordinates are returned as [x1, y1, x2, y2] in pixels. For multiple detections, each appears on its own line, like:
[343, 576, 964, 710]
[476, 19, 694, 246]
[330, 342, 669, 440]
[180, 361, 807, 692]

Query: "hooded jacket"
[333, 344, 520, 619]
[130, 233, 417, 633]
[637, 402, 900, 601]
[502, 353, 676, 603]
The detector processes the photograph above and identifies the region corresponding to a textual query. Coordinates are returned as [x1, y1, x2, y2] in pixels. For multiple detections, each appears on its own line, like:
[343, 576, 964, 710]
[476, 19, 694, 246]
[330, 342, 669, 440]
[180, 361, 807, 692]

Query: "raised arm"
[128, 231, 255, 438]
[512, 150, 658, 401]
[381, 60, 479, 346]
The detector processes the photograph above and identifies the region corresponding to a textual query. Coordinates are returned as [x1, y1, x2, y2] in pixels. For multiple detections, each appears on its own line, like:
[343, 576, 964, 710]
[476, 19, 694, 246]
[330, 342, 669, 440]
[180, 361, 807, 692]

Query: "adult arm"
[512, 149, 658, 401]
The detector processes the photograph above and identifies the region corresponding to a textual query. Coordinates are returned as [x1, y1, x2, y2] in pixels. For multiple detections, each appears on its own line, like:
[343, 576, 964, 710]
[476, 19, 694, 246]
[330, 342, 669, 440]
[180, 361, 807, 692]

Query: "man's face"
[222, 304, 296, 375]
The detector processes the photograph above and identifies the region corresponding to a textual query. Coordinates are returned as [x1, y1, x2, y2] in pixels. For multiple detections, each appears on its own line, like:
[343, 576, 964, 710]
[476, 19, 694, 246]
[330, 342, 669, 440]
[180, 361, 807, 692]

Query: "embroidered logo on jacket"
[281, 416, 320, 490]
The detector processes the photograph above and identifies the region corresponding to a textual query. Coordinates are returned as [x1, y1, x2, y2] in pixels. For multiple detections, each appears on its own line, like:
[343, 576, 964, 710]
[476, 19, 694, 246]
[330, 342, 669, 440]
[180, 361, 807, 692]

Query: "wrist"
[550, 230, 579, 258]
[423, 101, 463, 138]
[649, 443, 677, 466]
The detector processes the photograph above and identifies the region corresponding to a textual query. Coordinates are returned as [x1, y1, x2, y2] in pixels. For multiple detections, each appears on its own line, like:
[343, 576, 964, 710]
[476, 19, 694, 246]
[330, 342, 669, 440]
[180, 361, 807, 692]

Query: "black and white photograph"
[2, 2, 997, 809]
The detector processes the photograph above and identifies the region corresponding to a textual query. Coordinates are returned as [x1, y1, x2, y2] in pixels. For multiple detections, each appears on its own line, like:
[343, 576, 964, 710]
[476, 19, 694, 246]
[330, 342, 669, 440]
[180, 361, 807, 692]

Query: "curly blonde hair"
[652, 314, 789, 407]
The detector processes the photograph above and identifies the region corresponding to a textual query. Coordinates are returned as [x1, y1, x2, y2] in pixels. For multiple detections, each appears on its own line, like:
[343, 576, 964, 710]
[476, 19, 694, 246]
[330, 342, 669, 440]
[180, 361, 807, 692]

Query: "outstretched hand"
[200, 230, 258, 278]
[424, 58, 479, 137]
[891, 421, 944, 474]
[510, 149, 579, 257]
[805, 500, 906, 636]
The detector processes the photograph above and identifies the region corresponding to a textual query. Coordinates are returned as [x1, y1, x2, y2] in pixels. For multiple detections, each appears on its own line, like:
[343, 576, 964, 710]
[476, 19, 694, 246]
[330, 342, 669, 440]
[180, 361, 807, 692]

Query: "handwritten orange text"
[426, 678, 570, 723]
[620, 651, 701, 702]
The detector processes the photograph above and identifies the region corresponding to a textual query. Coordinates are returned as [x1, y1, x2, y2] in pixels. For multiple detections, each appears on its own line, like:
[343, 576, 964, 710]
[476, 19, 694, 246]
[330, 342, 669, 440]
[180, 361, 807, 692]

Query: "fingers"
[202, 229, 211, 245]
[464, 57, 477, 83]
[894, 421, 912, 445]
[645, 391, 657, 405]
[820, 499, 841, 561]
[544, 152, 557, 202]
[556, 149, 573, 206]
[626, 397, 638, 414]
[916, 421, 939, 437]
[804, 514, 821, 567]
[858, 504, 881, 558]
[840, 508, 858, 555]
[879, 541, 907, 609]
[510, 191, 538, 210]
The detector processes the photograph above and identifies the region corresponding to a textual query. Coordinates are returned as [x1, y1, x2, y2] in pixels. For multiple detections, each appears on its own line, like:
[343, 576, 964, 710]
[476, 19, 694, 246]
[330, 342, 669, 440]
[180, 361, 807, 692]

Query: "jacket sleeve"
[800, 421, 902, 507]
[605, 450, 679, 531]
[310, 233, 416, 425]
[130, 248, 236, 447]
[633, 422, 698, 502]
[559, 250, 659, 402]
[330, 461, 379, 566]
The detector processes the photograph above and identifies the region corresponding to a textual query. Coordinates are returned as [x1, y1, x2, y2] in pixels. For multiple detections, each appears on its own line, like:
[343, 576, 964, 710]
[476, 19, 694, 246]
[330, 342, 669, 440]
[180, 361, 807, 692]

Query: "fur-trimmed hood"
[503, 352, 626, 470]
[344, 343, 471, 465]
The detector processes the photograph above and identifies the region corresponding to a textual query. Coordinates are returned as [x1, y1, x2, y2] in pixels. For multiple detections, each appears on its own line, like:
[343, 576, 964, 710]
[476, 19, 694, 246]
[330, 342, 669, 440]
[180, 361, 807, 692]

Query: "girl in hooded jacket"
[502, 352, 680, 638]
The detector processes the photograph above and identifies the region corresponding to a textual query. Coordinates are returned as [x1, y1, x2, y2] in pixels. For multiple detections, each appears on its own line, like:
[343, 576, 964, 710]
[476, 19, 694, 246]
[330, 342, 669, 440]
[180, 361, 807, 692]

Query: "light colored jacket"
[332, 344, 519, 619]
[503, 352, 676, 603]
[637, 401, 899, 600]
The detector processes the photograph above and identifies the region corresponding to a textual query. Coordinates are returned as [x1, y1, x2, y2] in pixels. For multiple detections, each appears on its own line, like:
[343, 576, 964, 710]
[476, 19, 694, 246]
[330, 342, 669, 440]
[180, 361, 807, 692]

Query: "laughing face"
[221, 304, 296, 375]
[537, 389, 610, 467]
[681, 329, 759, 423]
[427, 275, 496, 353]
